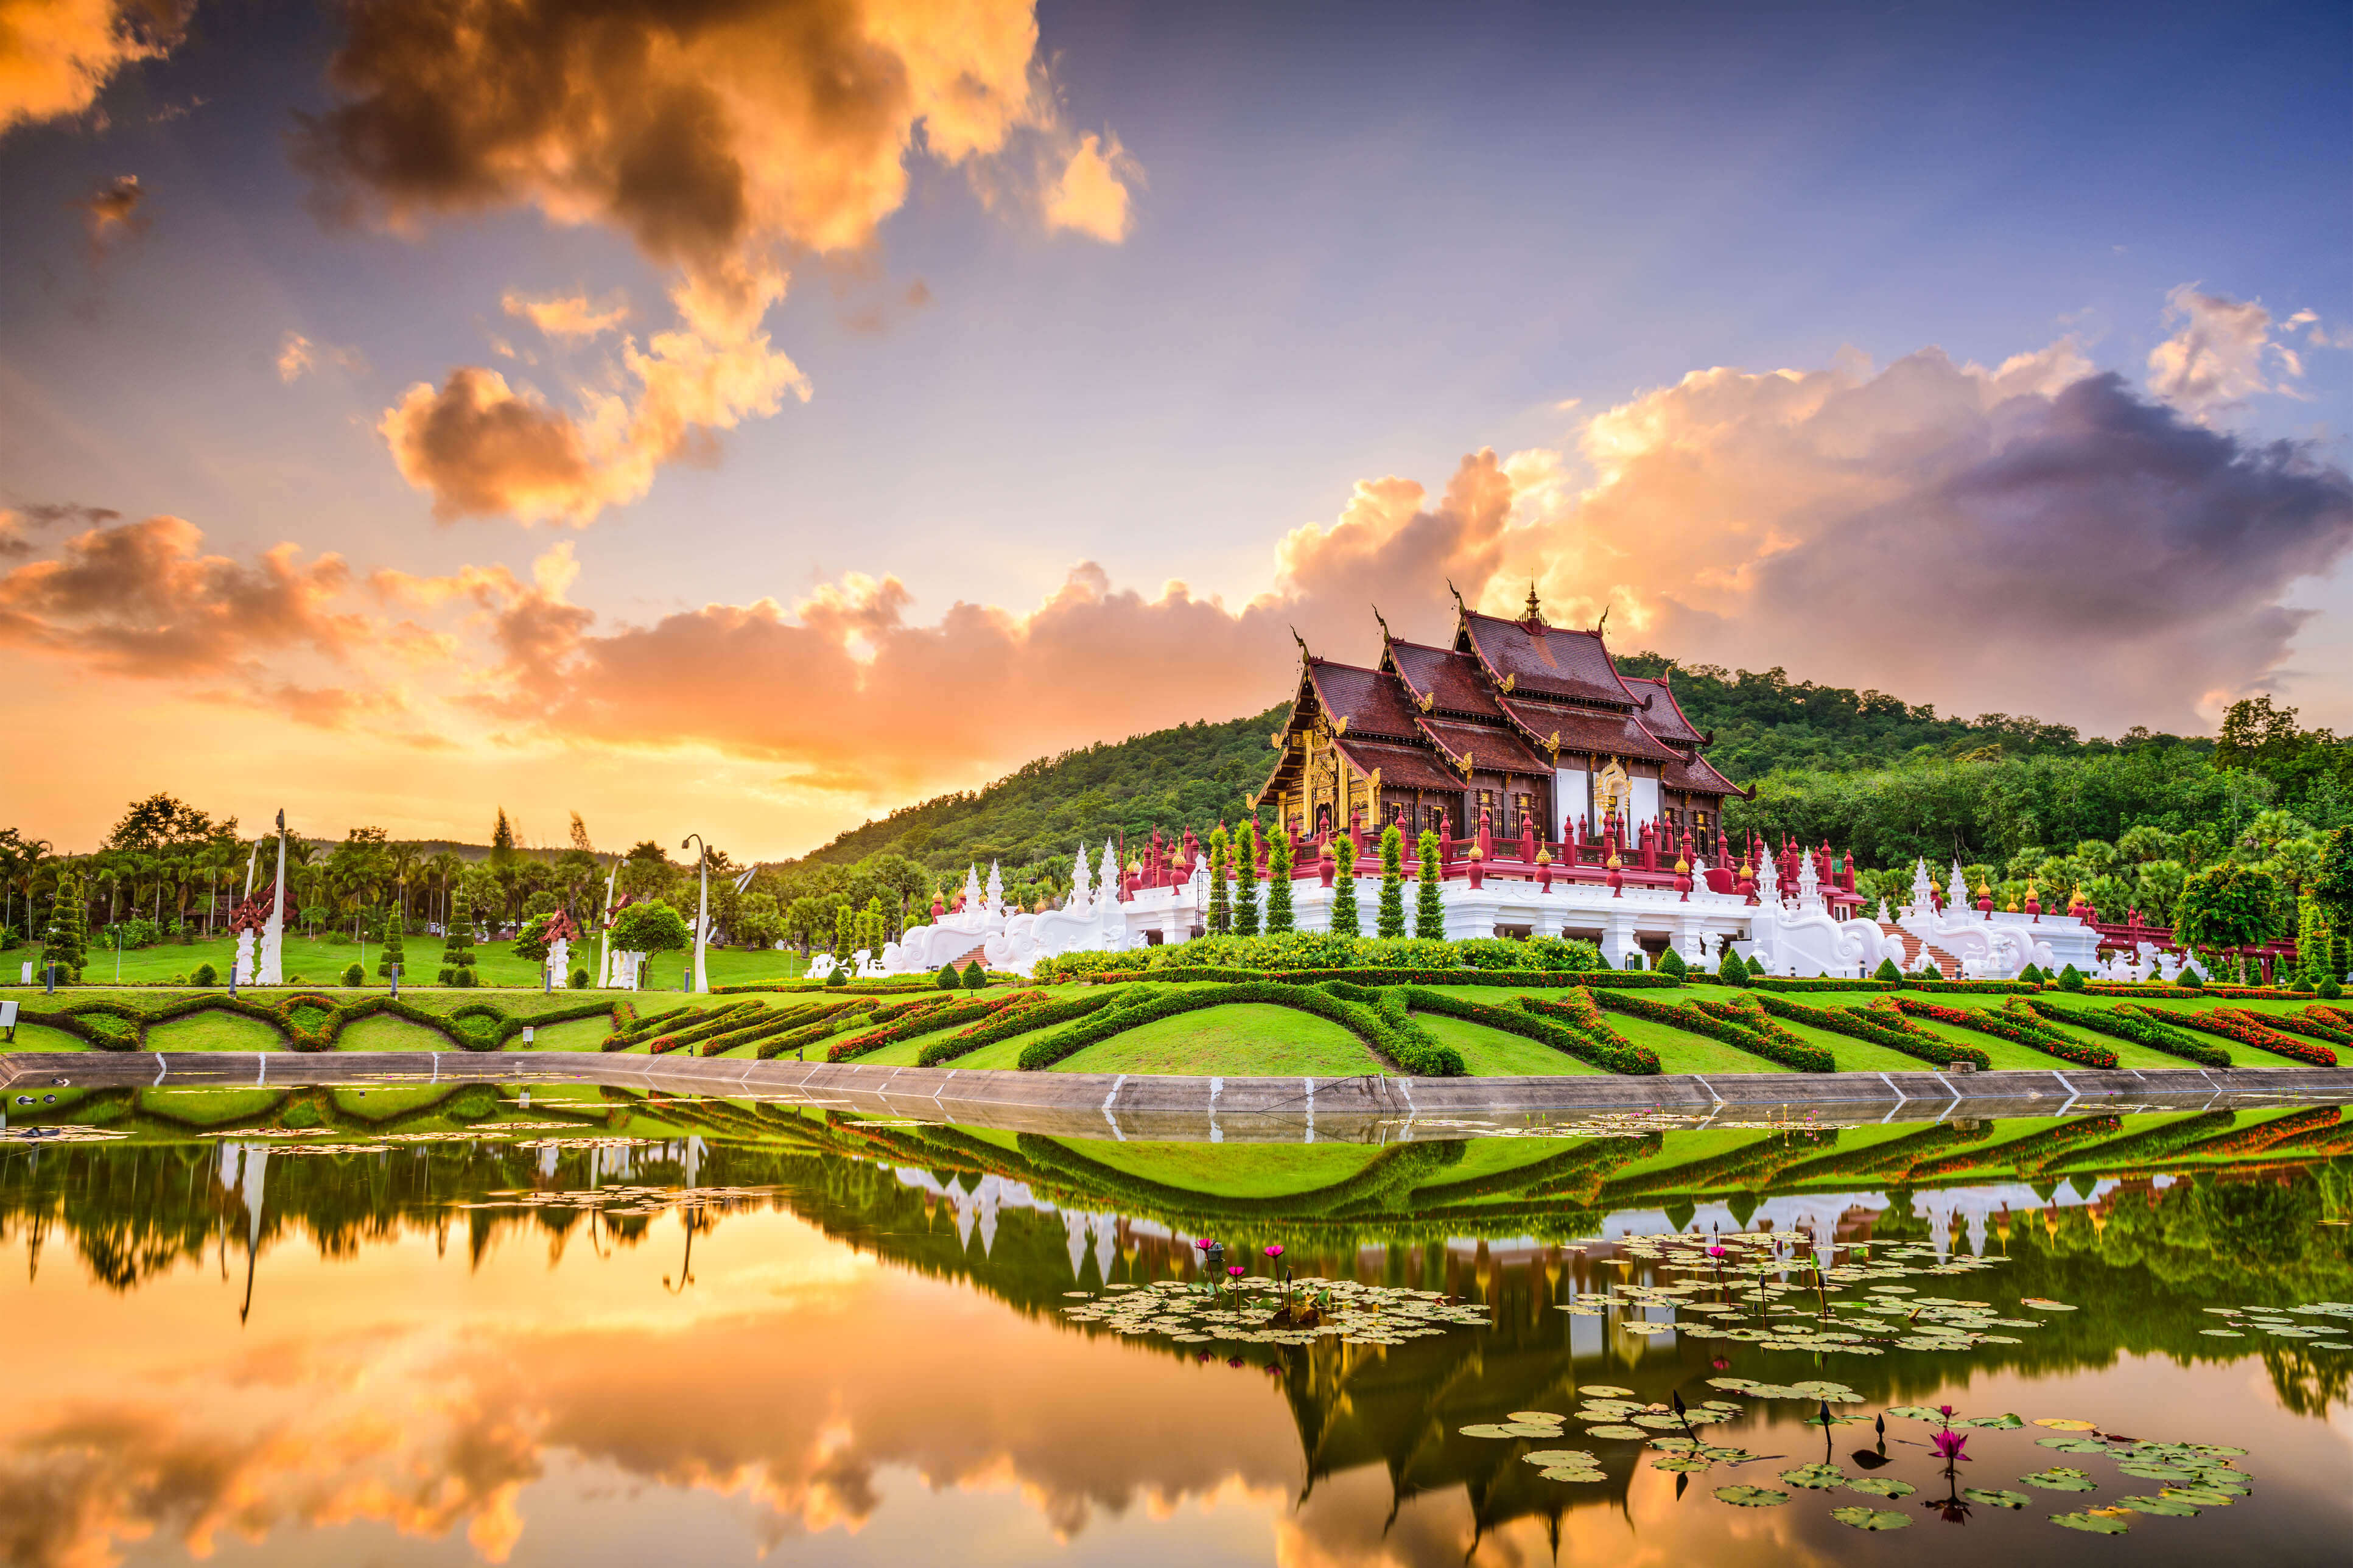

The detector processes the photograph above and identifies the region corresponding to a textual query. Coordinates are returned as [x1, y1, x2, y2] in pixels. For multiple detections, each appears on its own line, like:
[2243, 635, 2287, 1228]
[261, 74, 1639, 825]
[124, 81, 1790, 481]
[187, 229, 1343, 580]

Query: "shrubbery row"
[1747, 992, 1991, 1069]
[1011, 980, 1467, 1076]
[2139, 1006, 2338, 1066]
[1882, 996, 2118, 1068]
[1904, 1113, 2123, 1178]
[916, 991, 1122, 1065]
[2044, 1108, 2240, 1169]
[1392, 985, 1659, 1074]
[2024, 998, 2229, 1067]
[1596, 989, 1834, 1073]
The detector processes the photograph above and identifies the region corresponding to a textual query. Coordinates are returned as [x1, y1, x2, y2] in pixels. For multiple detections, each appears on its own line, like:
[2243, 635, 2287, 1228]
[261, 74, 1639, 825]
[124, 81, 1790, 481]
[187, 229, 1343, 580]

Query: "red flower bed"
[2180, 1105, 2341, 1157]
[2156, 1007, 2338, 1066]
[1883, 996, 2117, 1069]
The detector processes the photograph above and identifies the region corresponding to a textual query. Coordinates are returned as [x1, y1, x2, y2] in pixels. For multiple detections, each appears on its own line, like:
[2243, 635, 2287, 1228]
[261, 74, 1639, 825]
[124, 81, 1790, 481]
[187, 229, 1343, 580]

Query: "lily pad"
[2160, 1486, 2237, 1507]
[2033, 1418, 2097, 1430]
[1457, 1424, 1522, 1439]
[1884, 1405, 1948, 1421]
[2038, 1438, 2114, 1454]
[2021, 1298, 2078, 1311]
[1582, 1385, 1635, 1397]
[1652, 1455, 1714, 1472]
[1509, 1411, 1565, 1424]
[1705, 1377, 1760, 1391]
[2023, 1468, 2097, 1492]
[1780, 1463, 1846, 1489]
[1632, 1413, 1689, 1429]
[1845, 1477, 1916, 1498]
[1963, 1488, 2030, 1509]
[2114, 1494, 2200, 1516]
[2049, 1511, 2130, 1534]
[2116, 1463, 2197, 1481]
[1829, 1506, 1910, 1530]
[1584, 1424, 1648, 1441]
[1713, 1485, 1790, 1507]
[1539, 1466, 1607, 1483]
[1521, 1450, 1596, 1466]
[1956, 1413, 2026, 1429]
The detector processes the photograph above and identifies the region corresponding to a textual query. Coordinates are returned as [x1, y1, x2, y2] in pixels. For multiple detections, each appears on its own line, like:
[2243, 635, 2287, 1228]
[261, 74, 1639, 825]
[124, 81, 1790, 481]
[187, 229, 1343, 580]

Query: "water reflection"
[1, 1084, 2349, 1566]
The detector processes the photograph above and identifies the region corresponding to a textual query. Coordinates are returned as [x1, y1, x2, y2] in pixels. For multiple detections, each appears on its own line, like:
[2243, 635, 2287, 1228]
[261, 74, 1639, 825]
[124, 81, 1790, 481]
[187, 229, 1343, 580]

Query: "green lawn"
[1605, 1012, 1795, 1074]
[2, 931, 811, 990]
[1050, 1004, 1386, 1077]
[1415, 1013, 1607, 1076]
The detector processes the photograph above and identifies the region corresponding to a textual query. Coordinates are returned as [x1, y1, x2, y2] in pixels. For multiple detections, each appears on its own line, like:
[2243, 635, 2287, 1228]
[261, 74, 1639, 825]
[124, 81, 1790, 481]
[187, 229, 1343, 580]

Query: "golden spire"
[1524, 581, 1542, 622]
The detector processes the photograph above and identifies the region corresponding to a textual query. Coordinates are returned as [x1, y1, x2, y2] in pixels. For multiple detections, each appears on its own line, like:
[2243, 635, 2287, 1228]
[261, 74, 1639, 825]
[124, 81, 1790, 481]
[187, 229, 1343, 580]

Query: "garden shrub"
[340, 962, 366, 987]
[1265, 830, 1294, 933]
[824, 967, 848, 987]
[1413, 830, 1444, 940]
[1655, 948, 1687, 979]
[1882, 995, 2118, 1068]
[1376, 825, 1406, 939]
[1748, 992, 1990, 1069]
[2148, 1006, 2337, 1065]
[569, 967, 589, 988]
[1596, 989, 1835, 1073]
[917, 990, 1121, 1064]
[1405, 985, 1657, 1073]
[2057, 963, 2083, 991]
[961, 960, 986, 990]
[1329, 839, 1359, 937]
[1012, 979, 1465, 1076]
[937, 961, 961, 990]
[1716, 947, 1748, 987]
[437, 966, 455, 985]
[378, 919, 404, 979]
[2026, 998, 2229, 1067]
[191, 962, 219, 987]
[1234, 822, 1261, 937]
[2181, 965, 2206, 989]
[1868, 957, 1900, 982]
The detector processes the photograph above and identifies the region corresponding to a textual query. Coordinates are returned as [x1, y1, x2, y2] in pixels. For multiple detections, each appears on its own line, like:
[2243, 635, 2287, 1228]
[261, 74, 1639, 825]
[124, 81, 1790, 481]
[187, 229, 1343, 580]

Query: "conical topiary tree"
[936, 960, 959, 990]
[1414, 830, 1445, 941]
[439, 884, 476, 986]
[833, 904, 852, 963]
[1376, 824, 1406, 939]
[1265, 827, 1294, 933]
[1657, 947, 1687, 979]
[1330, 836, 1359, 938]
[377, 910, 405, 979]
[1234, 821, 1261, 937]
[1873, 956, 1902, 982]
[42, 870, 86, 983]
[961, 959, 985, 990]
[1717, 944, 1748, 986]
[1206, 825, 1231, 936]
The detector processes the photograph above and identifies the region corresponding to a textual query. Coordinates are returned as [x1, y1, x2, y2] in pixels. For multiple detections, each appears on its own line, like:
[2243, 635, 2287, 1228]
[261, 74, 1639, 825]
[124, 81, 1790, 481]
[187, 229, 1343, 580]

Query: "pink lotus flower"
[1265, 1244, 1284, 1259]
[1707, 1245, 1728, 1258]
[1194, 1237, 1215, 1250]
[1936, 1404, 1957, 1420]
[1932, 1430, 1969, 1463]
[1227, 1265, 1246, 1277]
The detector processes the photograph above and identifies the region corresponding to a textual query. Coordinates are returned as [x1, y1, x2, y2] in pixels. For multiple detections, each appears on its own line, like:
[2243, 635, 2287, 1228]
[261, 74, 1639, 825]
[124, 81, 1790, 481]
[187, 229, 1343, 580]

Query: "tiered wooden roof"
[1256, 589, 1741, 810]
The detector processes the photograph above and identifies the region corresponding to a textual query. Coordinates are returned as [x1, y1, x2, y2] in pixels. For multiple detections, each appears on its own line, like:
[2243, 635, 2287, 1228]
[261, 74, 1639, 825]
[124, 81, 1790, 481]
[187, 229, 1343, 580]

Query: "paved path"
[7, 1051, 2348, 1143]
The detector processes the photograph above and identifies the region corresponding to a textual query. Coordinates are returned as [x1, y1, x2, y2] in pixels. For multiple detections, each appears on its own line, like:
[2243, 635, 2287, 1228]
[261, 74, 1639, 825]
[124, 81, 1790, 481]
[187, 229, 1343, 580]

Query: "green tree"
[936, 961, 960, 990]
[41, 870, 86, 982]
[1264, 828, 1294, 933]
[490, 807, 517, 867]
[833, 903, 852, 962]
[1376, 824, 1406, 939]
[2174, 862, 2287, 951]
[107, 793, 215, 852]
[609, 900, 691, 960]
[1233, 821, 1261, 936]
[1206, 827, 1232, 936]
[1414, 829, 1445, 940]
[377, 915, 405, 979]
[961, 959, 986, 990]
[1329, 835, 1359, 937]
[438, 884, 477, 986]
[2313, 826, 2353, 934]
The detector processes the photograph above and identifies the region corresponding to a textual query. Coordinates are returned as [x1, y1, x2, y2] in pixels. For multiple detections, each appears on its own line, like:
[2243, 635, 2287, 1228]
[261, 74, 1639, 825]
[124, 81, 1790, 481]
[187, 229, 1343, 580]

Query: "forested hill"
[796, 707, 1288, 872]
[1609, 652, 2174, 776]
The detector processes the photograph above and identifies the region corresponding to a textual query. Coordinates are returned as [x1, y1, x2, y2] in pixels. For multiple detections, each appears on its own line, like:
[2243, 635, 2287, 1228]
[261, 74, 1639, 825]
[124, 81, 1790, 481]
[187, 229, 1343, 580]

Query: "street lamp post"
[680, 832, 710, 994]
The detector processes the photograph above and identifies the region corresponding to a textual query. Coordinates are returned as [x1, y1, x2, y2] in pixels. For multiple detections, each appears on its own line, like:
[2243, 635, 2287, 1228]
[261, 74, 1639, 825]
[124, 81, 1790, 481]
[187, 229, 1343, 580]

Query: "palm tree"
[428, 851, 465, 932]
[387, 842, 424, 931]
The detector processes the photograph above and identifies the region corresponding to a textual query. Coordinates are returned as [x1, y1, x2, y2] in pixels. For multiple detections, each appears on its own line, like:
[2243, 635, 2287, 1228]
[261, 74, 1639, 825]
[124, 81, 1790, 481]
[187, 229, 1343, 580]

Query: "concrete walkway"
[7, 1051, 2349, 1143]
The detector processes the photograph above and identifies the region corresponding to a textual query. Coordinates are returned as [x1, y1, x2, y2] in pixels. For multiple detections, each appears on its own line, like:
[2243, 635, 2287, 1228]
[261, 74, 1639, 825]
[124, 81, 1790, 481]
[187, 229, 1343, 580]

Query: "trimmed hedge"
[1599, 1127, 1840, 1200]
[2024, 998, 2229, 1068]
[1691, 996, 1838, 1073]
[1087, 965, 1681, 989]
[1594, 989, 1834, 1073]
[1403, 1132, 1661, 1208]
[2143, 1006, 2338, 1066]
[1012, 1132, 1467, 1223]
[1012, 980, 1466, 1076]
[1517, 990, 1657, 1072]
[1775, 1121, 1990, 1185]
[1904, 1113, 2123, 1178]
[2080, 983, 2313, 1000]
[826, 995, 1017, 1062]
[2045, 1108, 2240, 1170]
[2270, 1009, 2353, 1048]
[1747, 976, 1899, 993]
[643, 1000, 770, 1055]
[2178, 1105, 2341, 1158]
[1883, 996, 2117, 1069]
[1400, 985, 1658, 1074]
[692, 1003, 850, 1058]
[916, 991, 1123, 1065]
[1747, 992, 1990, 1070]
[23, 990, 624, 1053]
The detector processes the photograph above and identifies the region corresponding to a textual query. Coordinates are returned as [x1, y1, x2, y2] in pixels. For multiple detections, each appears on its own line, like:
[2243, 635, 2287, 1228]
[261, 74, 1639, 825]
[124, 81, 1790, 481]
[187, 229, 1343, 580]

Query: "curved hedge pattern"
[1401, 986, 1658, 1074]
[2024, 998, 2229, 1067]
[1903, 1113, 2123, 1178]
[1747, 992, 1990, 1069]
[826, 995, 1017, 1062]
[1596, 990, 1833, 1073]
[2044, 1108, 2239, 1170]
[1089, 966, 1682, 989]
[915, 992, 1121, 1065]
[1012, 980, 1466, 1076]
[1883, 996, 2117, 1069]
[2135, 1006, 2337, 1066]
[23, 992, 623, 1052]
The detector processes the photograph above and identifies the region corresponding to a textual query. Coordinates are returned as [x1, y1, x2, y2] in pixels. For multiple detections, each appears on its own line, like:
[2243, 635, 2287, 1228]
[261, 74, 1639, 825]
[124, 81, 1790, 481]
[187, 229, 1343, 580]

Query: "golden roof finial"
[1525, 581, 1542, 622]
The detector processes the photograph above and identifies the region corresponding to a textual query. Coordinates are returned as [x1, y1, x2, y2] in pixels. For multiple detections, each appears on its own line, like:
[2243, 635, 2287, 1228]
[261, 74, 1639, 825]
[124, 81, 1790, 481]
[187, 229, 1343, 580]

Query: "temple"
[1254, 587, 1742, 858]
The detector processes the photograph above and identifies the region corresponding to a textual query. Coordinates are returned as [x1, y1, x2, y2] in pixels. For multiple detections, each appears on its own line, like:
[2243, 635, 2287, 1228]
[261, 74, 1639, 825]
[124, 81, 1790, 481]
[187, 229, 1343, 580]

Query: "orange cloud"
[298, 0, 1137, 523]
[0, 0, 188, 135]
[1045, 131, 1137, 242]
[502, 288, 631, 340]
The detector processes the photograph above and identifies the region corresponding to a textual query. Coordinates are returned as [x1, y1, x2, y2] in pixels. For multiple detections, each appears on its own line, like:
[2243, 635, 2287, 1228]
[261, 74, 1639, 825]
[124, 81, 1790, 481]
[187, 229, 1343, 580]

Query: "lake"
[3, 1079, 2349, 1566]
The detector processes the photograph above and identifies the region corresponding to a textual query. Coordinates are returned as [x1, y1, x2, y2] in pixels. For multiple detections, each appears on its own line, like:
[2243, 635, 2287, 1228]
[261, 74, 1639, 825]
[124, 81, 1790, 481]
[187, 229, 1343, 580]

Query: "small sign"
[522, 1026, 535, 1044]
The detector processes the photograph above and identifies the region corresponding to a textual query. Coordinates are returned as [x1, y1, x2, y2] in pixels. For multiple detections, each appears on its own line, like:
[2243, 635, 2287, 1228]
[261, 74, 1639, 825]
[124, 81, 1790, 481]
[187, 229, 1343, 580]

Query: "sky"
[2, 0, 2350, 859]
